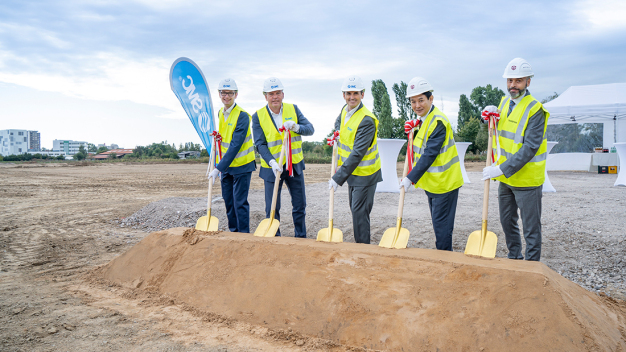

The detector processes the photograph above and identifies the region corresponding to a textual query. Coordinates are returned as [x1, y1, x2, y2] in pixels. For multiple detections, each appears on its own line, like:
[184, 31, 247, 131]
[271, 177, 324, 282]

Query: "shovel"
[253, 132, 289, 237]
[379, 130, 413, 249]
[464, 116, 498, 258]
[195, 137, 219, 232]
[317, 141, 343, 242]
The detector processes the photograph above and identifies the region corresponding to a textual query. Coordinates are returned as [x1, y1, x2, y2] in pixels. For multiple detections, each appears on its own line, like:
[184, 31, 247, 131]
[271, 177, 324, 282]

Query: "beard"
[508, 84, 527, 99]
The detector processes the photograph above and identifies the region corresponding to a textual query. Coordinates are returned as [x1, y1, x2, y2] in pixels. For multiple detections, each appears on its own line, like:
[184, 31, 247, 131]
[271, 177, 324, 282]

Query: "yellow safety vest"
[337, 105, 381, 176]
[256, 103, 303, 168]
[412, 106, 464, 194]
[494, 95, 550, 187]
[218, 104, 255, 167]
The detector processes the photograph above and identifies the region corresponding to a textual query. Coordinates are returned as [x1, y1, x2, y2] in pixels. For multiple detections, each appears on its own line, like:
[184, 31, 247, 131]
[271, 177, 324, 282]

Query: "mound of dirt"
[96, 228, 626, 351]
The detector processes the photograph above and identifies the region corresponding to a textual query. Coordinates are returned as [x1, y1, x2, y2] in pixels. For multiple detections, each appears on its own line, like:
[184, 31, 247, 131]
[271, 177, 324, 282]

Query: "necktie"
[508, 100, 516, 115]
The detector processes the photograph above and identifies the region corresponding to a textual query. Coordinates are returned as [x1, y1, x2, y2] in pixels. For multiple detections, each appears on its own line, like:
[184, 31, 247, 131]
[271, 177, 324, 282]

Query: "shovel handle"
[482, 118, 494, 224]
[207, 136, 217, 217]
[268, 132, 290, 221]
[397, 130, 413, 219]
[329, 143, 338, 221]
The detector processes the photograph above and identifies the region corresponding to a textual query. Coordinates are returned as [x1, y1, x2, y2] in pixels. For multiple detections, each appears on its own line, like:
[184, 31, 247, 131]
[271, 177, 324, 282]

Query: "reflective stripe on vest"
[337, 104, 381, 176]
[218, 105, 255, 168]
[256, 103, 304, 168]
[412, 106, 464, 194]
[494, 95, 550, 187]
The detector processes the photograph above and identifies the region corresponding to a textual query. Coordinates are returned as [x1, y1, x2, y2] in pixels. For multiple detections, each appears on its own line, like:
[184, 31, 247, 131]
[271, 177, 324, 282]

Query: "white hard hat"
[341, 75, 365, 92]
[405, 77, 434, 98]
[263, 77, 284, 93]
[503, 58, 534, 79]
[218, 78, 238, 91]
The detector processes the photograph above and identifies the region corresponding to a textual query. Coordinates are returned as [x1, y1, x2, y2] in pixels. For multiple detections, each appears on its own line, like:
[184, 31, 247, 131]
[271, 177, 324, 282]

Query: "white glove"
[283, 121, 300, 132]
[269, 159, 282, 177]
[482, 105, 498, 114]
[399, 177, 413, 192]
[208, 168, 221, 182]
[328, 178, 338, 191]
[482, 165, 503, 180]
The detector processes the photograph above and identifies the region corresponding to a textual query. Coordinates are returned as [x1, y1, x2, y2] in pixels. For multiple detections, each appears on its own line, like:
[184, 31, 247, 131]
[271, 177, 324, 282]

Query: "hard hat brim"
[263, 88, 284, 93]
[405, 89, 434, 98]
[503, 74, 534, 79]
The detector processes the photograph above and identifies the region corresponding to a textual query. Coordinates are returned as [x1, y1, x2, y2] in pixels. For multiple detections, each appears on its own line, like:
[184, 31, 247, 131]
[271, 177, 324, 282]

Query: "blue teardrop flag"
[169, 57, 215, 155]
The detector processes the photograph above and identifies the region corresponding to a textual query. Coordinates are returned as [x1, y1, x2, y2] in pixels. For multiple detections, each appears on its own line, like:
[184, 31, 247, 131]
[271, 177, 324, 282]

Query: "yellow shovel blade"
[195, 216, 219, 232]
[316, 228, 344, 243]
[464, 230, 498, 258]
[253, 218, 280, 237]
[379, 227, 410, 249]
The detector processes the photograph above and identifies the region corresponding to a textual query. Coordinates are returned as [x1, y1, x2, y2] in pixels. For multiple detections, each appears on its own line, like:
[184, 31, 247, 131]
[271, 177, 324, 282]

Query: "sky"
[1, 0, 625, 150]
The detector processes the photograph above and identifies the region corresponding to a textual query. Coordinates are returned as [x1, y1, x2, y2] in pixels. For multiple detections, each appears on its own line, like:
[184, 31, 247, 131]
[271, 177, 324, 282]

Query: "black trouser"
[348, 183, 377, 244]
[263, 170, 306, 238]
[498, 182, 542, 261]
[221, 172, 252, 233]
[426, 188, 459, 251]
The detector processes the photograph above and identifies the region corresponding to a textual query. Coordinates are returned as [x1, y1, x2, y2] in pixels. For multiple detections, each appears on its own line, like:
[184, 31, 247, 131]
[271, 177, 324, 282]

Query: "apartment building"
[0, 129, 40, 156]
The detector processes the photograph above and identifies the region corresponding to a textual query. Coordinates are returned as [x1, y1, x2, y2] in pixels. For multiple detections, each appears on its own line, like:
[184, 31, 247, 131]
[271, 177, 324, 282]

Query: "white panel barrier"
[546, 153, 593, 172]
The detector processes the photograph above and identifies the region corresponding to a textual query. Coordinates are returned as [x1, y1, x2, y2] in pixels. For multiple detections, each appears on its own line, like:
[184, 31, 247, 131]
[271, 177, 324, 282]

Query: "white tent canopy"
[543, 82, 626, 146]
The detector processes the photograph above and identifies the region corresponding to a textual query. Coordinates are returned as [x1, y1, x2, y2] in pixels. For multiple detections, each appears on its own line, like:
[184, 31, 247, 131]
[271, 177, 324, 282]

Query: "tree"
[456, 117, 481, 153]
[72, 145, 87, 160]
[87, 143, 97, 152]
[56, 155, 65, 160]
[96, 146, 109, 154]
[457, 84, 505, 153]
[457, 94, 480, 131]
[458, 84, 505, 131]
[108, 152, 117, 159]
[372, 79, 396, 138]
[392, 81, 417, 122]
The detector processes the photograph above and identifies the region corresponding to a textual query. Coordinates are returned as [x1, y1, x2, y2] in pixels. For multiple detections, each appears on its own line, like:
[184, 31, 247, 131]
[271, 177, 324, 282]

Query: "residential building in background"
[53, 139, 88, 155]
[97, 143, 120, 150]
[0, 129, 40, 156]
[28, 131, 40, 151]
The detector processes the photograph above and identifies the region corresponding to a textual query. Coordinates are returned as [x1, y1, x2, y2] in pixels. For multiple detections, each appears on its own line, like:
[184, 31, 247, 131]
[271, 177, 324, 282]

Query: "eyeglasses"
[220, 91, 236, 97]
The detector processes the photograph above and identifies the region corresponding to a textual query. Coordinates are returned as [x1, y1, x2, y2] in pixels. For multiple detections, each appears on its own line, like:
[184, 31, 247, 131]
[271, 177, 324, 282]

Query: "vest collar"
[223, 103, 236, 120]
[343, 102, 363, 125]
[419, 105, 435, 120]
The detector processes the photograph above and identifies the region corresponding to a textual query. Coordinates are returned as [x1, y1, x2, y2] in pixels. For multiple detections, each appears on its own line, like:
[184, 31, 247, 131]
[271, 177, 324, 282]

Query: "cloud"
[575, 0, 626, 31]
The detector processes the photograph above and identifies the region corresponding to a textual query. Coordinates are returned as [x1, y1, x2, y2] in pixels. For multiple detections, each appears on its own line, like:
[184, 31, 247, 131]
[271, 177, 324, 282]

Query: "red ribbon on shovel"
[278, 126, 294, 177]
[211, 131, 223, 165]
[483, 112, 500, 163]
[326, 131, 340, 146]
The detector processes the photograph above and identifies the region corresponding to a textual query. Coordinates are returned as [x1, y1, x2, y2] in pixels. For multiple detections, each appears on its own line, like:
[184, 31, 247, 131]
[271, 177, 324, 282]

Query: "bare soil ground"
[0, 161, 624, 351]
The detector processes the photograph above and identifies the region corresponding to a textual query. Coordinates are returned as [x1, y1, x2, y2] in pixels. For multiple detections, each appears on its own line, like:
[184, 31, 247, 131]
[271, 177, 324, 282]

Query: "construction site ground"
[1, 161, 625, 351]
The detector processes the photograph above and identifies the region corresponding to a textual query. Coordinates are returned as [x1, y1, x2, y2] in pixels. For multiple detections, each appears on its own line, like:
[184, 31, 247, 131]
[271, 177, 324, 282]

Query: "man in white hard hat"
[399, 77, 464, 251]
[329, 76, 382, 244]
[207, 78, 256, 233]
[481, 58, 550, 261]
[251, 77, 315, 237]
